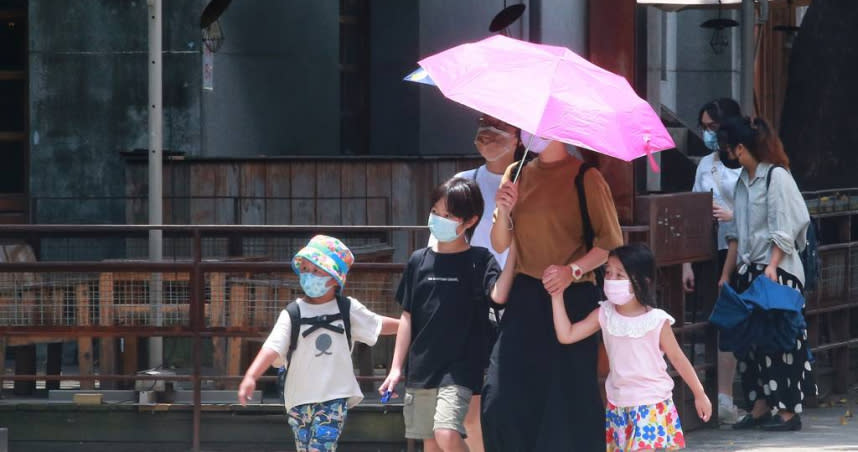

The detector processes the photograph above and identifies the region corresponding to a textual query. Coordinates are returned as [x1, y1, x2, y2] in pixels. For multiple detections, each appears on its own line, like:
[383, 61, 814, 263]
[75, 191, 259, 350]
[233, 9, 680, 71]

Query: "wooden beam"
[210, 272, 226, 389]
[227, 284, 247, 389]
[99, 273, 116, 389]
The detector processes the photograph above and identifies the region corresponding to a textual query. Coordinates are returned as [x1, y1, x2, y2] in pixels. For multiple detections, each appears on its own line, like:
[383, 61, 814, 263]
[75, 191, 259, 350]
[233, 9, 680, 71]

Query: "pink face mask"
[603, 279, 635, 305]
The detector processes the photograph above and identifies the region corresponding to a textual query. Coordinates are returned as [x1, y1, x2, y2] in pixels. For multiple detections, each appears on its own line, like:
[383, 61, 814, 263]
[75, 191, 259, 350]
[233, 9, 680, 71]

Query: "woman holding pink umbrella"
[482, 134, 623, 451]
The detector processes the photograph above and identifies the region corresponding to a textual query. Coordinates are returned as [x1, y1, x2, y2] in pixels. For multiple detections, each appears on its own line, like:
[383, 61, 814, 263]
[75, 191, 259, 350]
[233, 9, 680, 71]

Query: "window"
[0, 1, 28, 196]
[339, 0, 370, 155]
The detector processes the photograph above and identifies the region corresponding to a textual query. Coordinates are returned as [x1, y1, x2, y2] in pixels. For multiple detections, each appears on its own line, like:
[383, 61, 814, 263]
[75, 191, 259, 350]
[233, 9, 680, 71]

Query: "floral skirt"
[606, 398, 685, 451]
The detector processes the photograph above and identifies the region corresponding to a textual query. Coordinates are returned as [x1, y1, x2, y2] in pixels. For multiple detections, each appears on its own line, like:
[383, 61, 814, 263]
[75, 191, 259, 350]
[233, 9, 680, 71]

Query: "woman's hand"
[495, 181, 519, 213]
[237, 376, 256, 406]
[764, 264, 778, 282]
[543, 264, 574, 295]
[712, 203, 733, 222]
[717, 274, 730, 289]
[695, 394, 713, 422]
[682, 263, 695, 293]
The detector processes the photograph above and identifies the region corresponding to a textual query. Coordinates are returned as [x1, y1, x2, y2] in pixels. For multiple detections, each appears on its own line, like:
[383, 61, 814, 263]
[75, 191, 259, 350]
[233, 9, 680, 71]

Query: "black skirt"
[733, 265, 817, 413]
[481, 274, 604, 451]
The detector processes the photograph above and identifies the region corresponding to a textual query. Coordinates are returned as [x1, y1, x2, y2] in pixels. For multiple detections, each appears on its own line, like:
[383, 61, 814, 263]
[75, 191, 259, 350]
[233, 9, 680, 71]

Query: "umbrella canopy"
[408, 35, 675, 166]
[710, 276, 807, 357]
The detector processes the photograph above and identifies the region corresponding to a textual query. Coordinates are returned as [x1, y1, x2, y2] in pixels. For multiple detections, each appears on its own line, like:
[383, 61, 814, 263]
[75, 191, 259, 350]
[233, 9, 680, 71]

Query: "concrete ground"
[687, 395, 858, 451]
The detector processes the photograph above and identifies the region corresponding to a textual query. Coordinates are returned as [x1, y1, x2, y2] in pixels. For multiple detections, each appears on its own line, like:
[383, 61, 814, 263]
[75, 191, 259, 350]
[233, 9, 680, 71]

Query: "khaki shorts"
[403, 385, 473, 439]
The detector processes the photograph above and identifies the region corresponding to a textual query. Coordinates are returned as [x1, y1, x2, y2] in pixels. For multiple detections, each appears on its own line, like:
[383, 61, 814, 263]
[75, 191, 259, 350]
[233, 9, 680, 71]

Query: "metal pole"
[148, 0, 164, 369]
[740, 0, 755, 115]
[191, 230, 202, 452]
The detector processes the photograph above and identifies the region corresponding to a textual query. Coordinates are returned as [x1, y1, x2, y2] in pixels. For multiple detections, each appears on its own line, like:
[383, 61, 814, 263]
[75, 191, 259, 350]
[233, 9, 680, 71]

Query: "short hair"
[429, 177, 485, 241]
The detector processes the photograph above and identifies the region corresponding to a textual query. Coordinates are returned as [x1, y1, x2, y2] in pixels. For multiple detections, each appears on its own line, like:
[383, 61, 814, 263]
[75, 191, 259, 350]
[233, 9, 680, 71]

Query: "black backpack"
[765, 165, 820, 292]
[277, 293, 353, 402]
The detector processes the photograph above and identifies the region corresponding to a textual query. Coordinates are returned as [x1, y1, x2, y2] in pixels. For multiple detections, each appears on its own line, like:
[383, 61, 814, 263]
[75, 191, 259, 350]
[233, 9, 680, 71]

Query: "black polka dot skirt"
[733, 265, 818, 413]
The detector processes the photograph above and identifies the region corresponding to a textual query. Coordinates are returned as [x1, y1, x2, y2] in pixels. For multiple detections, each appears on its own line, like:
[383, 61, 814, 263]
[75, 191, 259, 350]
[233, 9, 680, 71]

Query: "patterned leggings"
[287, 398, 348, 452]
[734, 266, 817, 413]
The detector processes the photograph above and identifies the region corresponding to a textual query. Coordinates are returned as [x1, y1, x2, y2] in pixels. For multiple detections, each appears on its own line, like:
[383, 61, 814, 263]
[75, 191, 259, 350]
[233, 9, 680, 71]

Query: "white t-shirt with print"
[262, 297, 382, 410]
[429, 164, 509, 267]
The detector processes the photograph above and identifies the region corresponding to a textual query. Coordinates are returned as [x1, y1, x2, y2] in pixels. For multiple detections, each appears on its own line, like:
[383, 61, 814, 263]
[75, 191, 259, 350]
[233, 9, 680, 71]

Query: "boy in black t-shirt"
[379, 177, 517, 451]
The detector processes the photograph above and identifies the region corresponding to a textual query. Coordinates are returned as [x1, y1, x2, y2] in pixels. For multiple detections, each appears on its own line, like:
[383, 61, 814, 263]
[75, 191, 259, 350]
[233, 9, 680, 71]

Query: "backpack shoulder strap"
[472, 166, 480, 181]
[576, 162, 599, 250]
[765, 164, 785, 191]
[285, 302, 301, 365]
[335, 292, 352, 349]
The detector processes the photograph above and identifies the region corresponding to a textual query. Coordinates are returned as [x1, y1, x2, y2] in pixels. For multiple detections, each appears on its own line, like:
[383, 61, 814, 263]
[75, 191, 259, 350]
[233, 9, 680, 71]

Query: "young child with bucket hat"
[239, 235, 399, 451]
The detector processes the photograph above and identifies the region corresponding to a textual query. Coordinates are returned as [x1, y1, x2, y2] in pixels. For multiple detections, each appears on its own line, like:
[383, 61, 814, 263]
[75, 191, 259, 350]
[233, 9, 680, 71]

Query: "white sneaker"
[718, 394, 738, 424]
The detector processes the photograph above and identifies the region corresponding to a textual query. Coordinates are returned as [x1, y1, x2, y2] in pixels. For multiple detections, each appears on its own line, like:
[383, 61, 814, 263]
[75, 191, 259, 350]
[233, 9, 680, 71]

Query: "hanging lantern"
[700, 0, 739, 55]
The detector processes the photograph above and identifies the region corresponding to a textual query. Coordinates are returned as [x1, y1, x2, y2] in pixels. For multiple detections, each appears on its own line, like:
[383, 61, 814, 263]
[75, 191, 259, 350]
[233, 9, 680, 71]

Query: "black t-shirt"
[396, 246, 500, 393]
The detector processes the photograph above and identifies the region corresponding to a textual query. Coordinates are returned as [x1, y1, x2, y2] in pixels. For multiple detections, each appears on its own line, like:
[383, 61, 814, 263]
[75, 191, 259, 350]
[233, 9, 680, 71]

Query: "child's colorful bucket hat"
[291, 235, 354, 288]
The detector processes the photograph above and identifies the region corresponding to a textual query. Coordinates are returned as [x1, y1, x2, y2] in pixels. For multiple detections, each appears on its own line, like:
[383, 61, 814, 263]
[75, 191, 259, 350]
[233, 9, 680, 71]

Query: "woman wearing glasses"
[682, 97, 743, 423]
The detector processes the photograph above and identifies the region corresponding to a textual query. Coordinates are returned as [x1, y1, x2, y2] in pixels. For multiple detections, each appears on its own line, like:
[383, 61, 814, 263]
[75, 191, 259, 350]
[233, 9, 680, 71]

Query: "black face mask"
[719, 149, 742, 169]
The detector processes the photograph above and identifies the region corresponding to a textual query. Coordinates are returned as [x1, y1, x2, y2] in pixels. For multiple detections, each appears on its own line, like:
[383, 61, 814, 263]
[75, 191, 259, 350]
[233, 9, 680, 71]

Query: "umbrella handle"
[512, 150, 528, 183]
[512, 132, 537, 183]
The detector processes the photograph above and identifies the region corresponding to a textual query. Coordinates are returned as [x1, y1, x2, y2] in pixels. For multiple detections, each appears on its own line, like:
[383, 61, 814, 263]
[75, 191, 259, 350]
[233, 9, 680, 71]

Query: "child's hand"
[237, 376, 256, 406]
[378, 369, 402, 400]
[542, 264, 573, 295]
[695, 394, 712, 422]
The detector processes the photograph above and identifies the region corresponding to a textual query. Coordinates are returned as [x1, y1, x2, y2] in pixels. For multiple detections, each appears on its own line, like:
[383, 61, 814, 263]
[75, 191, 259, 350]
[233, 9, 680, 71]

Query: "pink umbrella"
[411, 35, 674, 172]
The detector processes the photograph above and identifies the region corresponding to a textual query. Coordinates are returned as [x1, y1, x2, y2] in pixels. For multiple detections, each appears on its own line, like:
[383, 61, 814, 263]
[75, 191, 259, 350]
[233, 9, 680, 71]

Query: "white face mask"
[603, 279, 635, 306]
[474, 126, 515, 162]
[428, 213, 463, 243]
[520, 130, 552, 153]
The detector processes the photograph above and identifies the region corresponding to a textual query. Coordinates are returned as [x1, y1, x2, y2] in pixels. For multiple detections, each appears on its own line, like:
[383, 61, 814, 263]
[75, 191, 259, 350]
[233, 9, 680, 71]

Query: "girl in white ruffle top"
[550, 244, 712, 451]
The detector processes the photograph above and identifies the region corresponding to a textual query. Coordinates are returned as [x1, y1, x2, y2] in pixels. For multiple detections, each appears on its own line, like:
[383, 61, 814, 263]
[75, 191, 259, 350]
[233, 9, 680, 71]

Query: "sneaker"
[718, 394, 738, 424]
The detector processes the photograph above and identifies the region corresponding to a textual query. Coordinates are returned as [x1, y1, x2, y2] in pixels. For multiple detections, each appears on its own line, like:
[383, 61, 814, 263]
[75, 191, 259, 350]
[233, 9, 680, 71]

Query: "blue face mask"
[428, 213, 463, 243]
[703, 129, 719, 151]
[300, 272, 332, 298]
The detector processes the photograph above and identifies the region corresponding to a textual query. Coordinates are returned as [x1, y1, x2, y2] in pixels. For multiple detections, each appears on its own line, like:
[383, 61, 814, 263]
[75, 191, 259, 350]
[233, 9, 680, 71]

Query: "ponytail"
[751, 117, 790, 170]
[719, 116, 790, 169]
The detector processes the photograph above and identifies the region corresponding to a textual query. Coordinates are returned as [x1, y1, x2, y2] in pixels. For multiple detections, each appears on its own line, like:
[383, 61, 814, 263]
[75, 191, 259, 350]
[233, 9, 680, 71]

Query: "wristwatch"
[569, 263, 584, 281]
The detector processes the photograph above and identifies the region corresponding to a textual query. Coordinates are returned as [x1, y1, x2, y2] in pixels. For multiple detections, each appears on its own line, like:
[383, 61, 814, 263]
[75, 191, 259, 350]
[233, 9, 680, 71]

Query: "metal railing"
[31, 195, 392, 226]
[0, 224, 854, 450]
[0, 224, 423, 452]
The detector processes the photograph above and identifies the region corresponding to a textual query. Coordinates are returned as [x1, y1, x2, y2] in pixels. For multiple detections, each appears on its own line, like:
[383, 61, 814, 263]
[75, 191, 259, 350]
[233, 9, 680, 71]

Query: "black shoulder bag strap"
[285, 302, 302, 366]
[279, 301, 302, 404]
[765, 164, 783, 191]
[576, 162, 598, 251]
[335, 292, 353, 350]
[576, 162, 604, 286]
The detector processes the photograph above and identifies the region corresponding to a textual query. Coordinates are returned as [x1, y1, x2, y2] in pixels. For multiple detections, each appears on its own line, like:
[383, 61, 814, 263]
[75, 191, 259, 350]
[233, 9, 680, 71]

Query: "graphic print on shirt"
[315, 333, 333, 357]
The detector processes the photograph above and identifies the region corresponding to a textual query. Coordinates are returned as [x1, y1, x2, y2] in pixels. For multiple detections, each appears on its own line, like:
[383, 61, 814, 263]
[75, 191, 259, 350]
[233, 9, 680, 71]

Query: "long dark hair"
[512, 129, 538, 164]
[610, 244, 657, 308]
[430, 177, 484, 241]
[697, 97, 742, 127]
[718, 116, 790, 169]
